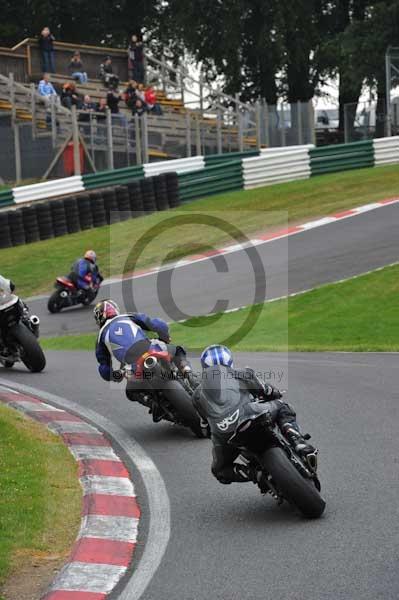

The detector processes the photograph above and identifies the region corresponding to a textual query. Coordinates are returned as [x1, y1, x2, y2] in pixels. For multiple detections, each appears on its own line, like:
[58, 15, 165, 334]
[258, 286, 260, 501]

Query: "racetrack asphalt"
[2, 350, 398, 600]
[30, 201, 399, 337]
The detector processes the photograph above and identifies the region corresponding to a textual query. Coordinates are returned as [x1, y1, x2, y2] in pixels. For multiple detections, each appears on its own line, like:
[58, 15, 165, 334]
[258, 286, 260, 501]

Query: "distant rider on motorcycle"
[94, 299, 194, 401]
[192, 344, 317, 485]
[0, 275, 39, 336]
[69, 250, 103, 300]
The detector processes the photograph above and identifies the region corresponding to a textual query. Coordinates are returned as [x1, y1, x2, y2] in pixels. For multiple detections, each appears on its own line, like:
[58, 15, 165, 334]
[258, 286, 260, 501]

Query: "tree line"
[2, 1, 399, 129]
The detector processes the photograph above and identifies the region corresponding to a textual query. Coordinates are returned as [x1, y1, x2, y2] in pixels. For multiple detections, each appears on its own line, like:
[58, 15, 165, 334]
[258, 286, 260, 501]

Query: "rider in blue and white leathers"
[94, 300, 192, 401]
[96, 311, 170, 381]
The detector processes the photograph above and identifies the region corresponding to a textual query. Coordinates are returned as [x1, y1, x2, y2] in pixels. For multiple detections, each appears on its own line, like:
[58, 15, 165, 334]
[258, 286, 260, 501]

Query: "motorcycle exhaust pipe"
[143, 356, 158, 370]
[30, 315, 40, 337]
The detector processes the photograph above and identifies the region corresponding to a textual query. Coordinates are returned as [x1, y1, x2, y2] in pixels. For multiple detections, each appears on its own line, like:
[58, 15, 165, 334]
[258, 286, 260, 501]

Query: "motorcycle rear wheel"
[260, 446, 325, 518]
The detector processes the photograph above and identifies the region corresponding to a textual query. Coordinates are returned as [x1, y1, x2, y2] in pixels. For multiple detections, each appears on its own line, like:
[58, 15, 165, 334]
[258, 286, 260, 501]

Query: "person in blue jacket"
[94, 300, 194, 412]
[69, 250, 103, 298]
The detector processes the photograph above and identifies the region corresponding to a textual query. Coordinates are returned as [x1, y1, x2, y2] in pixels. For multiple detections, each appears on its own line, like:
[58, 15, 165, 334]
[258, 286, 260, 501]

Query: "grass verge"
[40, 263, 399, 353]
[0, 404, 81, 595]
[1, 165, 399, 298]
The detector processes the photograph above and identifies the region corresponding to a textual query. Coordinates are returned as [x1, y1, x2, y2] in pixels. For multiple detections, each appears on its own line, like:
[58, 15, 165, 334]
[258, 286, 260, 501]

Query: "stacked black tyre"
[103, 188, 120, 224]
[140, 177, 157, 214]
[8, 210, 26, 246]
[21, 206, 40, 244]
[77, 193, 93, 230]
[165, 172, 180, 208]
[50, 200, 68, 237]
[36, 203, 54, 240]
[115, 186, 131, 221]
[127, 181, 144, 216]
[64, 196, 81, 234]
[0, 212, 12, 249]
[154, 174, 169, 211]
[89, 191, 107, 228]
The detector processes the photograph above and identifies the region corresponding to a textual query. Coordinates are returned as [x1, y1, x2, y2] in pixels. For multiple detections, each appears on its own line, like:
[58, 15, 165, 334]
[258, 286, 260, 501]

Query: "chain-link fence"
[343, 102, 390, 143]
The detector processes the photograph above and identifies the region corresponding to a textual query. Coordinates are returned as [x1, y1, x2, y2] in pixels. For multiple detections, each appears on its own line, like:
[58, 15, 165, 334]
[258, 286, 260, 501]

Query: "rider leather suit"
[70, 258, 103, 292]
[95, 312, 190, 400]
[193, 365, 302, 484]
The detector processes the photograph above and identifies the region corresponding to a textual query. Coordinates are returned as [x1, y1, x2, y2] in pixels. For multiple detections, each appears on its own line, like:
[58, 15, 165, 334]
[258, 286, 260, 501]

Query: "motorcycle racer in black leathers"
[192, 344, 317, 484]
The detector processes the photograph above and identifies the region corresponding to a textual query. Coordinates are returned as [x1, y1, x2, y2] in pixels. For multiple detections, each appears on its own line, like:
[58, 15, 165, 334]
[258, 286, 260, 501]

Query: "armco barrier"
[82, 165, 144, 189]
[0, 189, 14, 208]
[204, 150, 260, 166]
[1, 140, 398, 216]
[310, 140, 374, 176]
[243, 146, 312, 190]
[143, 156, 205, 177]
[373, 136, 399, 166]
[12, 176, 84, 204]
[178, 160, 243, 202]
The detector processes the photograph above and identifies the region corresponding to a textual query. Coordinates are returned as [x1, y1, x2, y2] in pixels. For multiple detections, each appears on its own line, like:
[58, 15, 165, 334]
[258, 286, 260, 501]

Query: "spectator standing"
[61, 81, 81, 109]
[69, 51, 88, 84]
[97, 97, 108, 120]
[124, 80, 138, 111]
[128, 35, 144, 83]
[136, 82, 146, 102]
[99, 56, 119, 89]
[38, 27, 56, 73]
[38, 73, 59, 107]
[106, 88, 121, 114]
[107, 88, 128, 127]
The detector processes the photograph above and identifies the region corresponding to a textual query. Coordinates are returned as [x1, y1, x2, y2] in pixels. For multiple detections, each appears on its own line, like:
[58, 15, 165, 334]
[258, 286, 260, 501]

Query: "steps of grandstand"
[0, 38, 260, 163]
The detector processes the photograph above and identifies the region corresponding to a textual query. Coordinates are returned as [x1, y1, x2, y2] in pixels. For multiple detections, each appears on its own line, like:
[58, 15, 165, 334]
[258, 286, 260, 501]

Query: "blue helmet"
[200, 345, 234, 369]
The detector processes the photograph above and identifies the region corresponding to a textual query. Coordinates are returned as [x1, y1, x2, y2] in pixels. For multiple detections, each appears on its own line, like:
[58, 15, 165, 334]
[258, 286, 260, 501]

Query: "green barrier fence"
[0, 188, 15, 208]
[310, 140, 374, 176]
[82, 165, 145, 189]
[204, 150, 260, 167]
[178, 160, 243, 202]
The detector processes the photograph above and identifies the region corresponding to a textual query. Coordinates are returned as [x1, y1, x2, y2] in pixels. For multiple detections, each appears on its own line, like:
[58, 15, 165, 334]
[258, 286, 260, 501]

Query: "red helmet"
[94, 299, 120, 328]
[84, 250, 97, 264]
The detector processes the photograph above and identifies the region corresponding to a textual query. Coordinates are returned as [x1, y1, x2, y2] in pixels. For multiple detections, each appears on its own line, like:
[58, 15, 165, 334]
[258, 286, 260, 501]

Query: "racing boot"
[281, 423, 318, 470]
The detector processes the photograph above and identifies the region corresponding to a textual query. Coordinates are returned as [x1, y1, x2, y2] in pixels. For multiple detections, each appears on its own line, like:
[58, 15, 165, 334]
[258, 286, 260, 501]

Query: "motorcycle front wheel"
[260, 446, 326, 518]
[48, 290, 63, 313]
[9, 323, 46, 373]
[160, 379, 205, 438]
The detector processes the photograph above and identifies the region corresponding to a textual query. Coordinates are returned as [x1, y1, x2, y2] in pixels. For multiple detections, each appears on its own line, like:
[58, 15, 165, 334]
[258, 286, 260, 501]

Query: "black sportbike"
[229, 412, 325, 518]
[0, 297, 46, 373]
[48, 273, 100, 313]
[124, 344, 209, 439]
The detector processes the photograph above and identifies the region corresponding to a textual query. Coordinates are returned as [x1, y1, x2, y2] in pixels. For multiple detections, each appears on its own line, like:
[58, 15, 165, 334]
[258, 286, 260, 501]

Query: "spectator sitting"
[38, 73, 59, 107]
[38, 27, 55, 73]
[124, 80, 138, 110]
[99, 57, 119, 89]
[131, 98, 147, 117]
[144, 86, 163, 116]
[69, 51, 88, 84]
[61, 81, 81, 109]
[128, 34, 144, 83]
